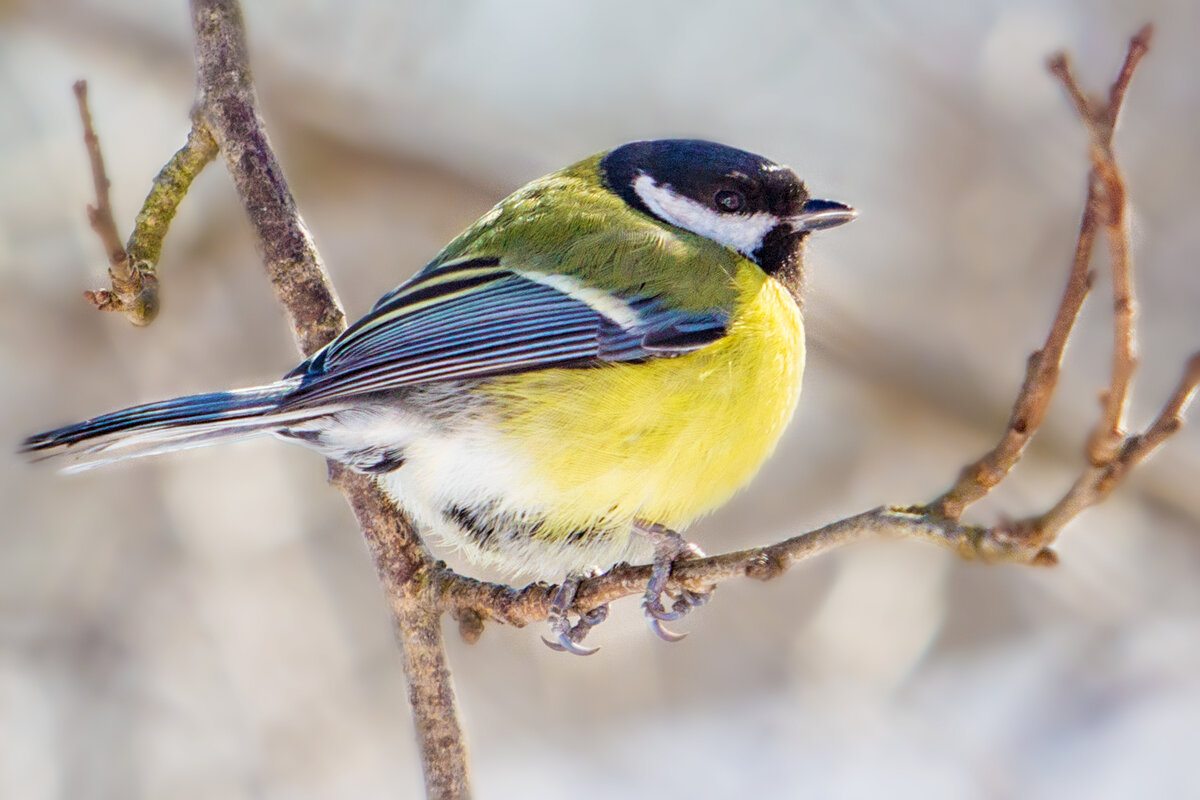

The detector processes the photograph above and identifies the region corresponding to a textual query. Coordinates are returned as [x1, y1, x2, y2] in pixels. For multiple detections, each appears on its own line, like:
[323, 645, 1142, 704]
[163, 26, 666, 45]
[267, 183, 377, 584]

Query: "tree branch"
[436, 508, 1011, 635]
[126, 123, 219, 287]
[188, 1, 469, 797]
[74, 80, 218, 326]
[73, 81, 128, 290]
[926, 24, 1155, 520]
[329, 464, 471, 797]
[189, 0, 344, 356]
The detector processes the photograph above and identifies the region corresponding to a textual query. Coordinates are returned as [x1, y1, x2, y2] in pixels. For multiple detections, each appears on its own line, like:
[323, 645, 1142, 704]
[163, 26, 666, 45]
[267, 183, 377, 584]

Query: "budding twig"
[73, 80, 218, 326]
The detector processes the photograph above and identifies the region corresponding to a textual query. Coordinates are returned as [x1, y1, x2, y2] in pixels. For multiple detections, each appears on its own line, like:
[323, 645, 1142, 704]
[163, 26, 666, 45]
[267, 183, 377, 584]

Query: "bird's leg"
[541, 569, 608, 656]
[634, 520, 713, 642]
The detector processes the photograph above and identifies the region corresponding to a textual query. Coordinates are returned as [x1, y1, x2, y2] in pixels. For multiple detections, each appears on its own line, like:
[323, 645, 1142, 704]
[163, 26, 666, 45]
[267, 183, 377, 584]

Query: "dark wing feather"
[280, 258, 729, 409]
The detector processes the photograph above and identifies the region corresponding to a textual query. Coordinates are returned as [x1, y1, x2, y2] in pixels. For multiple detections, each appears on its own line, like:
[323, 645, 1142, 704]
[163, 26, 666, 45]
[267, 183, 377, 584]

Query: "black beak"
[788, 199, 857, 233]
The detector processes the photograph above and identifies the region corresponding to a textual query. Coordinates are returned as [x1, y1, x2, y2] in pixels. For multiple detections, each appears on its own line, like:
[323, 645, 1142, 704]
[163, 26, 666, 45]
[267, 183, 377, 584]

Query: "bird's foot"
[541, 569, 608, 656]
[635, 521, 713, 642]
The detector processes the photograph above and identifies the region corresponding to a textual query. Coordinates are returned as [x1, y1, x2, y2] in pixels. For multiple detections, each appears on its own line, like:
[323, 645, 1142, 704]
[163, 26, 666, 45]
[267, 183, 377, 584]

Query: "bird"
[22, 139, 855, 654]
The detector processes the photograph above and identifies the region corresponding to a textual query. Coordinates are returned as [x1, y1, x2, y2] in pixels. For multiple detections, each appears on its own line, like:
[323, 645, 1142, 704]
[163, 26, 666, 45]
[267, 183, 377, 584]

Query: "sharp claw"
[643, 599, 684, 622]
[649, 618, 687, 643]
[543, 571, 607, 656]
[634, 521, 713, 643]
[541, 633, 599, 656]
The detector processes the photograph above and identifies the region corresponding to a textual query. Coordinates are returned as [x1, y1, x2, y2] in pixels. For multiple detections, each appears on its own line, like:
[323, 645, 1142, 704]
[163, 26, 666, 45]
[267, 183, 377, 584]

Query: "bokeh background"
[3, 2, 1199, 798]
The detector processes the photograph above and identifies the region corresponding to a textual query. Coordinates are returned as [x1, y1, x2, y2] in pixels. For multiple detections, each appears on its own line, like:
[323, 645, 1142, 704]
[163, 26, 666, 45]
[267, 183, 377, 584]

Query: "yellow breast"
[479, 264, 804, 534]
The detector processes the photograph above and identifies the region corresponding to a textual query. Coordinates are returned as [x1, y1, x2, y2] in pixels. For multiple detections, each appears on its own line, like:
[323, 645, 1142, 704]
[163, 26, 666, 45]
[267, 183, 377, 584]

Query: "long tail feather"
[20, 380, 315, 472]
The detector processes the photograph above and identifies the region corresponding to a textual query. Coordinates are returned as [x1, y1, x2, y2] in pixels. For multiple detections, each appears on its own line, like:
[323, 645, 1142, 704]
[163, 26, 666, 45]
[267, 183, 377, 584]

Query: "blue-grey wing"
[280, 258, 728, 408]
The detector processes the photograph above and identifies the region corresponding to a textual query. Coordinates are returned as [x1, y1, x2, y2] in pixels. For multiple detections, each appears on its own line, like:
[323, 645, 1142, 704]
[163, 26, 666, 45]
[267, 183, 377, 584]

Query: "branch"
[73, 81, 128, 295]
[329, 464, 471, 797]
[74, 80, 218, 326]
[188, 1, 469, 797]
[433, 25, 1197, 631]
[126, 123, 219, 287]
[190, 1, 344, 356]
[1037, 354, 1200, 538]
[927, 24, 1154, 520]
[436, 508, 1025, 636]
[436, 505, 1071, 634]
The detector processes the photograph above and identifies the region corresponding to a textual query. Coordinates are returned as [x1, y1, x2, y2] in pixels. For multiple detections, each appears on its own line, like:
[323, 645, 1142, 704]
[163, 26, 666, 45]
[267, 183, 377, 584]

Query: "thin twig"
[436, 509, 975, 628]
[126, 123, 219, 278]
[75, 80, 153, 325]
[74, 81, 219, 325]
[926, 171, 1099, 520]
[74, 81, 127, 273]
[1037, 353, 1200, 538]
[436, 501, 1084, 633]
[1049, 25, 1154, 467]
[434, 504, 1075, 629]
[926, 24, 1154, 520]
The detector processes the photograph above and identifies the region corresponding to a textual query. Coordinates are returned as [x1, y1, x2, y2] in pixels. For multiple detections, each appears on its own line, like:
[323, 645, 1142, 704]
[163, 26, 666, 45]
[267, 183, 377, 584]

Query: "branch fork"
[73, 79, 217, 326]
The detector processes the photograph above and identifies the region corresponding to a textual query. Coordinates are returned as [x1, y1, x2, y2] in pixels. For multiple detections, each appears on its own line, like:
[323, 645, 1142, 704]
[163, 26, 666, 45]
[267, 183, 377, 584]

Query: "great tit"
[23, 139, 855, 653]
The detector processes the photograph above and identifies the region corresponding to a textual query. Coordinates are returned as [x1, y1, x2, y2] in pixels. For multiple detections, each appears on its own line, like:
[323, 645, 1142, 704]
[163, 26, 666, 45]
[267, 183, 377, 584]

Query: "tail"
[20, 379, 318, 472]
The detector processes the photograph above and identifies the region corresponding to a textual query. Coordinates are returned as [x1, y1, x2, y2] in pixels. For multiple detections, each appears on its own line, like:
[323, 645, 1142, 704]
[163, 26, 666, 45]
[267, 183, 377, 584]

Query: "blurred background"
[2, 1, 1199, 798]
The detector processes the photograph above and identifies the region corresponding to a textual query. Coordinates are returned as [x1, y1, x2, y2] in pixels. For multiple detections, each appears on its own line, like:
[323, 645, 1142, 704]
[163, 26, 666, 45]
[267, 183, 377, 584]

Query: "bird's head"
[600, 139, 855, 277]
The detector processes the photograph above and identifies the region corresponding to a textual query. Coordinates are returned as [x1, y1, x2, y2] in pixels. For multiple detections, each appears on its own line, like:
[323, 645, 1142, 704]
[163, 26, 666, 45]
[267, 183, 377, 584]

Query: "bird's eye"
[714, 189, 744, 213]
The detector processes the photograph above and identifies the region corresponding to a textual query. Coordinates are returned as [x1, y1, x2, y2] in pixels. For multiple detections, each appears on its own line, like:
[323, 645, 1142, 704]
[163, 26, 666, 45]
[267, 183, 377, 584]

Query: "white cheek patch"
[633, 174, 777, 257]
